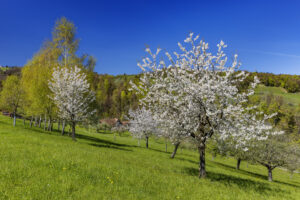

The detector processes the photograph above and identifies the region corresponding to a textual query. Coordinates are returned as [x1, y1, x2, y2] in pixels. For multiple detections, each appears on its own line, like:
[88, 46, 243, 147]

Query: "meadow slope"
[256, 85, 300, 108]
[0, 115, 299, 200]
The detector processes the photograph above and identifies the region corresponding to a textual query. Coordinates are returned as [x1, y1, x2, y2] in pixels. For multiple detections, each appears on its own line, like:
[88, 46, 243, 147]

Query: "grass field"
[256, 85, 300, 108]
[0, 115, 300, 200]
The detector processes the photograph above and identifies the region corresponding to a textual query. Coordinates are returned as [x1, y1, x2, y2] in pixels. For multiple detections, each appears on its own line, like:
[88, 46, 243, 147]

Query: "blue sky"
[1, 0, 300, 75]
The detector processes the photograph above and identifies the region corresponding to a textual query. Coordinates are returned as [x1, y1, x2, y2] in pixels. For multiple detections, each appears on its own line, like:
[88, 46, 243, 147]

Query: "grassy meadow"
[0, 115, 300, 199]
[256, 85, 300, 108]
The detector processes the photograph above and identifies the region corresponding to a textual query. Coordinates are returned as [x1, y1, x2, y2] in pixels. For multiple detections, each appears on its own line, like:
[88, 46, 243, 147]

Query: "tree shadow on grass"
[183, 167, 286, 195]
[211, 161, 300, 188]
[148, 147, 172, 155]
[212, 161, 267, 180]
[89, 143, 132, 151]
[24, 127, 67, 138]
[76, 133, 137, 148]
[174, 157, 202, 165]
[148, 147, 197, 158]
[96, 130, 112, 134]
[22, 126, 135, 151]
[24, 126, 52, 134]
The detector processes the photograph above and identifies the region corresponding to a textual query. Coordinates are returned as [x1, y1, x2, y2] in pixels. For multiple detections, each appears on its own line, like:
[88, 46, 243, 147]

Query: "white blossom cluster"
[48, 66, 95, 123]
[128, 107, 158, 140]
[131, 33, 282, 149]
[111, 124, 128, 134]
[221, 111, 284, 151]
[154, 111, 190, 145]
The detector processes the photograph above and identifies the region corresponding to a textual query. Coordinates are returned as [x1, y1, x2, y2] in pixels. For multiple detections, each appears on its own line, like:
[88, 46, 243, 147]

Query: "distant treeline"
[93, 73, 140, 119]
[250, 72, 300, 93]
[1, 66, 300, 118]
[0, 66, 21, 89]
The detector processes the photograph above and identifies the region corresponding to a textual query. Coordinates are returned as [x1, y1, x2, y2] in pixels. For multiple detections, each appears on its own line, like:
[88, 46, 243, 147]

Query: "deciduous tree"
[0, 75, 24, 126]
[49, 66, 95, 141]
[132, 33, 277, 178]
[128, 107, 157, 148]
[251, 135, 289, 181]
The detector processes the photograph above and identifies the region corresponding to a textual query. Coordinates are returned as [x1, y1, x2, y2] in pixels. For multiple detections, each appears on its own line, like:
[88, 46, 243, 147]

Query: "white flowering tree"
[250, 134, 289, 182]
[111, 123, 128, 141]
[220, 110, 283, 170]
[131, 33, 281, 178]
[49, 66, 95, 141]
[285, 144, 300, 178]
[155, 112, 189, 158]
[128, 107, 157, 148]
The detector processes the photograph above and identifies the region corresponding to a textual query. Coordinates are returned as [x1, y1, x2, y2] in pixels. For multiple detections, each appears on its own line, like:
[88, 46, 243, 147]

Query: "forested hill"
[1, 65, 300, 120]
[2, 65, 300, 93]
[0, 66, 21, 88]
[93, 73, 140, 119]
[252, 72, 300, 93]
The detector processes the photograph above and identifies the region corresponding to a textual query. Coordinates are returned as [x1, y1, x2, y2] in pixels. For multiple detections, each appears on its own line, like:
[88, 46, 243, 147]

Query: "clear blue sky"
[1, 0, 300, 75]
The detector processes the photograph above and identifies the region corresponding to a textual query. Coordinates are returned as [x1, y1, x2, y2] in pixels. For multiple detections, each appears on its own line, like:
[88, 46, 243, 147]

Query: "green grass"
[0, 115, 299, 200]
[255, 85, 300, 107]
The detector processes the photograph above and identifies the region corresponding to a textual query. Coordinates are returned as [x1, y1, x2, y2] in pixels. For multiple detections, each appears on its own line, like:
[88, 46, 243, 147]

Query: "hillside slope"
[256, 85, 300, 108]
[0, 115, 299, 200]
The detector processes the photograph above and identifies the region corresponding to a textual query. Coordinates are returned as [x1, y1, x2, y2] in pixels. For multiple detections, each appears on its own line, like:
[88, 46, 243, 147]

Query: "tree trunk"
[30, 116, 33, 128]
[171, 142, 180, 159]
[34, 116, 38, 127]
[71, 121, 76, 141]
[13, 112, 16, 127]
[236, 158, 242, 170]
[165, 141, 168, 152]
[145, 136, 149, 148]
[198, 141, 206, 178]
[61, 120, 65, 135]
[268, 166, 273, 182]
[44, 115, 47, 131]
[58, 120, 60, 131]
[38, 116, 41, 128]
[290, 172, 293, 179]
[47, 118, 52, 132]
[47, 119, 49, 131]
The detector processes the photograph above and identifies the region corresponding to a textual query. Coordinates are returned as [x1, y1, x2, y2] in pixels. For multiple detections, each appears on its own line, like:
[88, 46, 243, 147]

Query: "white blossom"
[128, 107, 158, 147]
[48, 66, 95, 140]
[132, 33, 282, 177]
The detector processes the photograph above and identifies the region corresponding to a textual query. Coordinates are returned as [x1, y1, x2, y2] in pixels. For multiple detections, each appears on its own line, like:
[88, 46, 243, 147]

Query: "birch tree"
[132, 33, 279, 178]
[49, 66, 95, 141]
[22, 42, 58, 131]
[52, 17, 79, 68]
[0, 75, 23, 126]
[22, 17, 96, 133]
